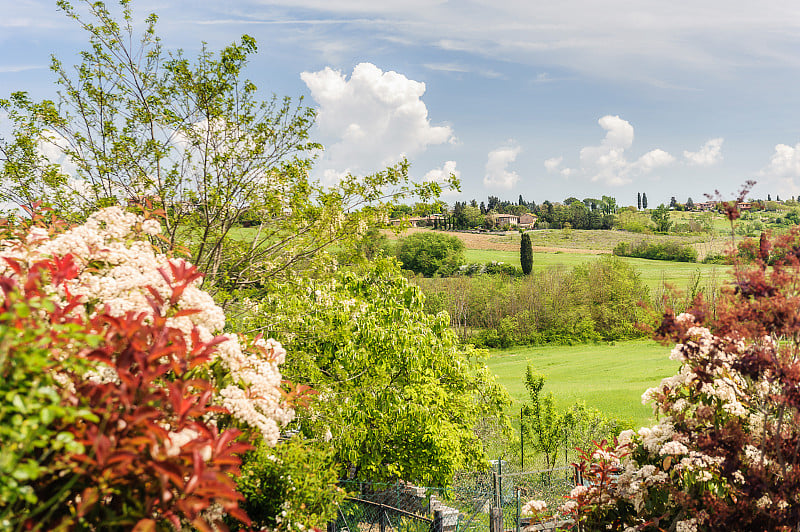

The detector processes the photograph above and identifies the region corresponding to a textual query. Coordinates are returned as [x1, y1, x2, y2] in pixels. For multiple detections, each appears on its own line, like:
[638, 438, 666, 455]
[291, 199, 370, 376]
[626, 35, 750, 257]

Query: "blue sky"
[4, 0, 800, 207]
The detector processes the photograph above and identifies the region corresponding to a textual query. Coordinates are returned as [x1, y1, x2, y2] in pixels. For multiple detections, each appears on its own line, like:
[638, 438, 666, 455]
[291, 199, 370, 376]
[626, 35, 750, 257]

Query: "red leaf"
[76, 487, 100, 517]
[133, 519, 156, 532]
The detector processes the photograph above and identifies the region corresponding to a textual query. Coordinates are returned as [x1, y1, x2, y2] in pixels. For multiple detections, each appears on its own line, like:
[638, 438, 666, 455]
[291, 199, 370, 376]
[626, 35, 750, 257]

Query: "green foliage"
[613, 240, 697, 262]
[418, 257, 651, 348]
[0, 284, 92, 518]
[649, 204, 672, 233]
[520, 233, 533, 275]
[521, 368, 630, 469]
[522, 369, 563, 469]
[236, 259, 509, 486]
[233, 438, 344, 532]
[615, 210, 652, 233]
[396, 231, 466, 277]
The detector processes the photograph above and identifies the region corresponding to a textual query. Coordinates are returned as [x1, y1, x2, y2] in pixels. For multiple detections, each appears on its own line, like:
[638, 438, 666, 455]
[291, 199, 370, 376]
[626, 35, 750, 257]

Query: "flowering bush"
[520, 499, 550, 526]
[0, 207, 295, 529]
[566, 227, 800, 531]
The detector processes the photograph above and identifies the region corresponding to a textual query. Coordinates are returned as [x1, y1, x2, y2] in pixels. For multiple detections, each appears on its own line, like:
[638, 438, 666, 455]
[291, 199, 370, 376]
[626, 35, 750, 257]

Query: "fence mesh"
[334, 465, 576, 532]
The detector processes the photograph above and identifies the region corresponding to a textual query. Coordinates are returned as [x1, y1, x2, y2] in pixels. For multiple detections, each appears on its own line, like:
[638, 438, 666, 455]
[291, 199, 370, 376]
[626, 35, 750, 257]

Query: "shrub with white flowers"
[0, 207, 293, 444]
[565, 227, 800, 531]
[0, 207, 300, 528]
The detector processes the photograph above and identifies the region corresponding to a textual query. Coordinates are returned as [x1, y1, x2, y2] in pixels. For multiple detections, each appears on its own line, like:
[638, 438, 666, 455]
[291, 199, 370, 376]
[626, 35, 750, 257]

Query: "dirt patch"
[384, 227, 606, 254]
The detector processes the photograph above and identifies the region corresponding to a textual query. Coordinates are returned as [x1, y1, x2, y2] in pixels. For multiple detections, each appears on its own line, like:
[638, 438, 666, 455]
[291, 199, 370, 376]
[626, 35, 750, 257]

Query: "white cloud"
[544, 156, 573, 178]
[301, 62, 455, 183]
[759, 143, 800, 198]
[424, 160, 460, 195]
[635, 148, 675, 171]
[684, 138, 724, 166]
[544, 156, 562, 172]
[484, 144, 520, 189]
[573, 115, 673, 186]
[760, 143, 800, 179]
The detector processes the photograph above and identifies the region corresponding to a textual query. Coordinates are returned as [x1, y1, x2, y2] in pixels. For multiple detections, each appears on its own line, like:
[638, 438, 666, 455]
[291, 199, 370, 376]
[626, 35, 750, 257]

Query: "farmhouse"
[488, 213, 519, 227]
[389, 214, 443, 227]
[518, 213, 537, 228]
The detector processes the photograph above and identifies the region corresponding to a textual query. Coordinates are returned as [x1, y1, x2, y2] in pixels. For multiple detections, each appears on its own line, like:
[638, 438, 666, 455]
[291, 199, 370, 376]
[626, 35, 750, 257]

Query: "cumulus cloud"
[634, 148, 676, 172]
[762, 143, 800, 178]
[544, 156, 572, 178]
[484, 144, 520, 189]
[544, 156, 562, 172]
[424, 160, 460, 195]
[684, 138, 724, 166]
[577, 115, 673, 186]
[300, 62, 455, 182]
[759, 142, 800, 198]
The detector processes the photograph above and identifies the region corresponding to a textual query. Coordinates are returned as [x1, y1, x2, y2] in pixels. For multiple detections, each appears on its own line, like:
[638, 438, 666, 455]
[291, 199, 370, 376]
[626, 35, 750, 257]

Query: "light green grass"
[486, 339, 678, 428]
[464, 249, 731, 292]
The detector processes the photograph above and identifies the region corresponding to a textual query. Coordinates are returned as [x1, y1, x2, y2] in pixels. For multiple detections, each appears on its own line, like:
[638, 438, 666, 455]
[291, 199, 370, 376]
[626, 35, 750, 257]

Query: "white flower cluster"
[520, 499, 547, 516]
[0, 207, 293, 445]
[1, 207, 224, 337]
[217, 337, 295, 446]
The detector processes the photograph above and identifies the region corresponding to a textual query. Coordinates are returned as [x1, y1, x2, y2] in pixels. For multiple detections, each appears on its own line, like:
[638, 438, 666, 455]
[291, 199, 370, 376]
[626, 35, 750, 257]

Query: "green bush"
[396, 232, 465, 276]
[457, 261, 522, 277]
[417, 257, 651, 348]
[233, 438, 343, 532]
[613, 240, 697, 262]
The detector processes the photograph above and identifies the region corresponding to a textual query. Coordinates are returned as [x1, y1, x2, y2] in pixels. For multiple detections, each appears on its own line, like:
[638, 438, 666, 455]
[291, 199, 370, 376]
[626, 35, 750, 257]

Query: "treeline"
[389, 195, 619, 230]
[414, 256, 651, 348]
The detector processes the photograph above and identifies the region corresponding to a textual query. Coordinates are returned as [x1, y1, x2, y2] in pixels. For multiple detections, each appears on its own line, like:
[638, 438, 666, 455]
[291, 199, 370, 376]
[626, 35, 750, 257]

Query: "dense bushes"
[0, 208, 297, 529]
[565, 227, 800, 530]
[613, 240, 698, 262]
[396, 232, 465, 276]
[417, 256, 651, 347]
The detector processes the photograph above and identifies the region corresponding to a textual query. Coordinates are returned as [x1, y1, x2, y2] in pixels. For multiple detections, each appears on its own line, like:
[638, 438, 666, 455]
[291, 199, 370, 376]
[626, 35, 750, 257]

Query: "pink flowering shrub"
[0, 207, 296, 529]
[566, 226, 800, 531]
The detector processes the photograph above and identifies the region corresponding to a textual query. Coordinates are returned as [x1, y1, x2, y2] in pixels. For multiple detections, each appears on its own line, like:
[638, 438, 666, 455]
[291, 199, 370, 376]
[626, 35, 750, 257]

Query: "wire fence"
[331, 463, 576, 532]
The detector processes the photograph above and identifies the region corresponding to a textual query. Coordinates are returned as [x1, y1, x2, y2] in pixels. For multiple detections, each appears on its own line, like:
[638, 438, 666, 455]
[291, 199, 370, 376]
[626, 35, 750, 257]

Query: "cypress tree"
[642, 193, 648, 209]
[637, 192, 642, 210]
[520, 233, 533, 275]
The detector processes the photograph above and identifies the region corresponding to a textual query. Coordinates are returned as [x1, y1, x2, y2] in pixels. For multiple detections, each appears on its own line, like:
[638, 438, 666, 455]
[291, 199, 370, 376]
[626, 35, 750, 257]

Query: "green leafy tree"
[520, 232, 533, 275]
[238, 260, 510, 485]
[396, 231, 465, 276]
[601, 195, 618, 215]
[686, 197, 694, 210]
[521, 368, 563, 470]
[650, 204, 672, 232]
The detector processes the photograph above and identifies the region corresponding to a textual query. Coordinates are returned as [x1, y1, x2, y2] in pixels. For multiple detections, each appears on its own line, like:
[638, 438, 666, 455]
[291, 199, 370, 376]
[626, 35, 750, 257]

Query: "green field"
[464, 248, 730, 292]
[486, 339, 679, 428]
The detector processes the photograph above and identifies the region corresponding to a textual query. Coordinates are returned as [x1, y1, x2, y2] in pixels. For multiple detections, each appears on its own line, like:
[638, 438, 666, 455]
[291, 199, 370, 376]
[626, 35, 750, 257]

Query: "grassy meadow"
[486, 339, 679, 428]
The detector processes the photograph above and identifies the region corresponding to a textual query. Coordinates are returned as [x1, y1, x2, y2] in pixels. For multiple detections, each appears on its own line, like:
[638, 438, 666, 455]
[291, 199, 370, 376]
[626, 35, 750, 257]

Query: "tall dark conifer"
[520, 233, 533, 275]
[637, 192, 642, 210]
